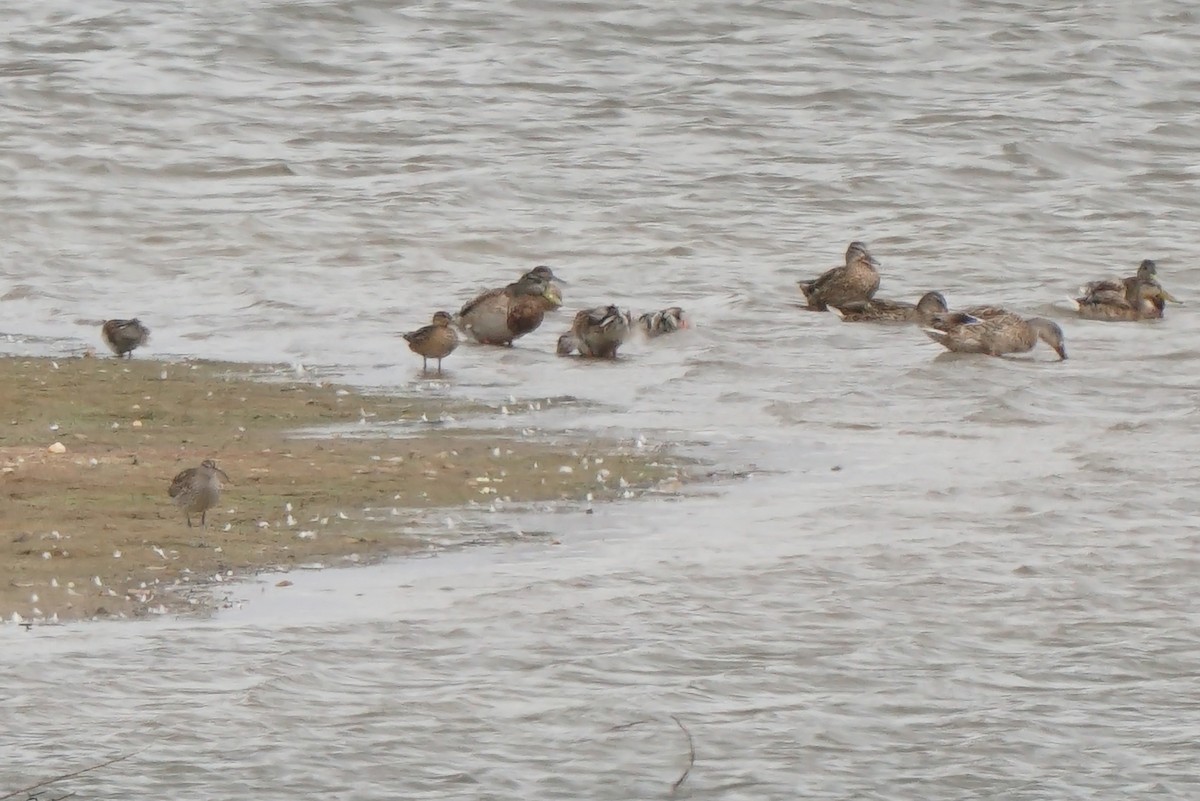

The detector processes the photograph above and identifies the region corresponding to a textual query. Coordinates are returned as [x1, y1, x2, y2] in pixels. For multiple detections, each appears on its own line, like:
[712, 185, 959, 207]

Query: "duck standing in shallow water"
[1073, 278, 1171, 322]
[830, 291, 947, 324]
[456, 267, 564, 346]
[403, 311, 459, 374]
[798, 241, 881, 311]
[923, 307, 1068, 360]
[636, 306, 688, 337]
[557, 305, 633, 358]
[101, 318, 149, 358]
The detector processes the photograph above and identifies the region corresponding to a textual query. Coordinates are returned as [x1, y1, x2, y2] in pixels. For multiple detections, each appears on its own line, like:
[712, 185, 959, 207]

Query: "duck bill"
[544, 286, 563, 307]
[1162, 290, 1182, 304]
[1055, 346, 1068, 360]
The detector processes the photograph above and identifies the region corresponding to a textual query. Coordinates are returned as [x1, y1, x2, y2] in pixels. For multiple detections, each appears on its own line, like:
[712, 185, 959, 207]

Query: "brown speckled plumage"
[798, 242, 881, 311]
[924, 307, 1067, 360]
[168, 459, 229, 528]
[101, 318, 150, 358]
[831, 291, 947, 324]
[403, 311, 459, 374]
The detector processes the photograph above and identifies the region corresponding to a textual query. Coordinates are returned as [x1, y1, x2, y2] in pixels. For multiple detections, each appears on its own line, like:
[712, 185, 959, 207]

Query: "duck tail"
[827, 305, 847, 320]
[921, 327, 951, 347]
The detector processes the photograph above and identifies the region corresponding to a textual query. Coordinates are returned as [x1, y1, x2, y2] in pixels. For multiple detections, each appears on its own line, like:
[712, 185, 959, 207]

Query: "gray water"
[4, 1, 1200, 798]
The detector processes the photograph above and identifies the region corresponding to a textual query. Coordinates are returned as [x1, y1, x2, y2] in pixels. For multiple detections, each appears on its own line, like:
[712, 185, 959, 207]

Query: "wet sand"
[0, 356, 686, 622]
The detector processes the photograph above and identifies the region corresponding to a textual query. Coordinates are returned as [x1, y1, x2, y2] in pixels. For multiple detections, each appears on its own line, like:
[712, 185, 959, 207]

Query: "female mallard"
[830, 291, 947, 324]
[1078, 259, 1158, 300]
[636, 306, 687, 337]
[923, 307, 1067, 360]
[101, 318, 150, 358]
[402, 310, 459, 374]
[556, 305, 632, 358]
[456, 272, 563, 346]
[798, 241, 881, 311]
[1073, 278, 1169, 322]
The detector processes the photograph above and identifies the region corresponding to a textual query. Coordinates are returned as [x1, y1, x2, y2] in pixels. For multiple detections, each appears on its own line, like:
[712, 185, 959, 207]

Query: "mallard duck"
[636, 306, 688, 337]
[798, 241, 881, 311]
[168, 459, 229, 528]
[557, 305, 633, 358]
[923, 307, 1067, 360]
[830, 291, 947, 324]
[101, 318, 149, 358]
[456, 273, 563, 346]
[403, 310, 459, 374]
[1073, 278, 1169, 322]
[1078, 259, 1158, 300]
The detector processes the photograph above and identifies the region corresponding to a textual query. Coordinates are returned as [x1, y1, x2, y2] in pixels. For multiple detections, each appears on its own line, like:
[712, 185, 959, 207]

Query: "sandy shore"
[0, 356, 686, 622]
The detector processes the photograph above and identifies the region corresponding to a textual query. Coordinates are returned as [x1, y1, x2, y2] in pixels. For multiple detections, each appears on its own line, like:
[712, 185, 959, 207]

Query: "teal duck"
[168, 459, 230, 529]
[403, 311, 459, 374]
[101, 318, 149, 358]
[557, 305, 633, 358]
[636, 306, 687, 337]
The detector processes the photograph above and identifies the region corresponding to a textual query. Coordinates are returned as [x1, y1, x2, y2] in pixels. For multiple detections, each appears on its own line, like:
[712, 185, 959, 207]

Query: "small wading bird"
[830, 291, 948, 324]
[798, 241, 881, 311]
[403, 310, 459, 374]
[456, 266, 565, 346]
[636, 306, 688, 337]
[923, 306, 1068, 360]
[101, 318, 150, 358]
[1072, 277, 1173, 322]
[168, 459, 230, 528]
[557, 305, 633, 358]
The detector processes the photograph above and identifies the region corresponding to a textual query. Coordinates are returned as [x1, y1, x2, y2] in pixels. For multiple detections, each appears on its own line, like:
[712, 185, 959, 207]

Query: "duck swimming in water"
[830, 291, 947, 324]
[556, 305, 633, 358]
[798, 241, 882, 311]
[923, 306, 1067, 360]
[635, 306, 688, 337]
[1072, 277, 1172, 322]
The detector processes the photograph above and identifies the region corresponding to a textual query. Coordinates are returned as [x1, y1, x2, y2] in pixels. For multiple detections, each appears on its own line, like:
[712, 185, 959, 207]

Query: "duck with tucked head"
[798, 241, 881, 311]
[923, 306, 1067, 360]
[1073, 277, 1171, 322]
[636, 306, 688, 338]
[556, 305, 633, 358]
[101, 318, 150, 358]
[830, 291, 947, 324]
[403, 311, 459, 374]
[456, 267, 564, 346]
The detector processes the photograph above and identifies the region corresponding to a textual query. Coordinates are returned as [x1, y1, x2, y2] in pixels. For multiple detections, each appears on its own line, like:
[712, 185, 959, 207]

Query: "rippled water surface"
[4, 1, 1200, 798]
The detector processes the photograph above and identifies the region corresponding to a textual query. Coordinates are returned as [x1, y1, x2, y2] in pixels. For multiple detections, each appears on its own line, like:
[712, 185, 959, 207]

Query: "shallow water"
[4, 1, 1200, 798]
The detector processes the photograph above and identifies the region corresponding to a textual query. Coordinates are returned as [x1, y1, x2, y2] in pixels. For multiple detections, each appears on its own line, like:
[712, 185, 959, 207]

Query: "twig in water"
[0, 750, 144, 801]
[607, 716, 695, 794]
[669, 715, 695, 793]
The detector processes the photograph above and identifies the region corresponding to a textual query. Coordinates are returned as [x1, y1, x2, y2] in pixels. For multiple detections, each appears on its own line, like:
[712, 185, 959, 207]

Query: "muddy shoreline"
[0, 356, 687, 622]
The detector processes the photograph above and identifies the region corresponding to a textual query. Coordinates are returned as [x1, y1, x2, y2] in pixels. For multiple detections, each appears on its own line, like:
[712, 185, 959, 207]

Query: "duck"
[402, 310, 459, 374]
[798, 241, 881, 311]
[923, 306, 1067, 360]
[456, 269, 564, 346]
[636, 306, 688, 337]
[1072, 278, 1170, 322]
[556, 305, 633, 358]
[101, 318, 150, 358]
[168, 459, 230, 529]
[1078, 259, 1160, 300]
[830, 291, 948, 324]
